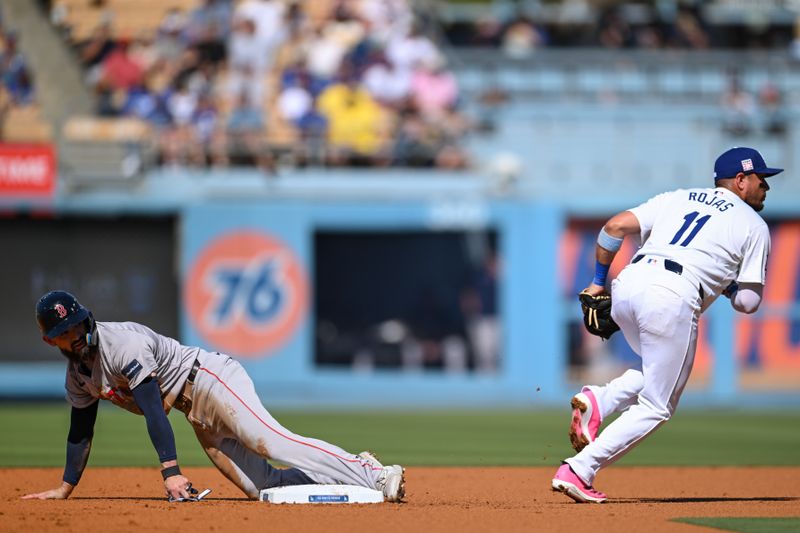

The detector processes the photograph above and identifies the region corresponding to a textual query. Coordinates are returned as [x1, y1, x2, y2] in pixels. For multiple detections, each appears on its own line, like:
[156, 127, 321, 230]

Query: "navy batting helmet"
[35, 291, 91, 339]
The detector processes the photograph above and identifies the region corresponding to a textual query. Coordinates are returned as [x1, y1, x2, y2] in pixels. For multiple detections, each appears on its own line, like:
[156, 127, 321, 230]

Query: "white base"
[259, 484, 384, 504]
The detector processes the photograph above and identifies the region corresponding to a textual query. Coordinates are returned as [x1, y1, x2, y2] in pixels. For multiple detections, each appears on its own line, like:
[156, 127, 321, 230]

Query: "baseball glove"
[578, 290, 620, 340]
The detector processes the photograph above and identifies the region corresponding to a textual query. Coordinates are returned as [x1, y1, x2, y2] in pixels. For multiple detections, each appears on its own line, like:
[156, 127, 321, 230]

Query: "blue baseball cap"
[714, 147, 783, 181]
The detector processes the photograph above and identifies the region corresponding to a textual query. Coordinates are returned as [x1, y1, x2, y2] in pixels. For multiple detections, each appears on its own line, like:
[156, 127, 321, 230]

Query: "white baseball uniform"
[65, 321, 383, 498]
[566, 187, 770, 484]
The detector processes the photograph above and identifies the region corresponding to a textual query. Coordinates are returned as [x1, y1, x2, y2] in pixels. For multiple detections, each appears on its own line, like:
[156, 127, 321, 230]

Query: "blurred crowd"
[445, 1, 795, 53]
[51, 0, 471, 170]
[721, 71, 788, 138]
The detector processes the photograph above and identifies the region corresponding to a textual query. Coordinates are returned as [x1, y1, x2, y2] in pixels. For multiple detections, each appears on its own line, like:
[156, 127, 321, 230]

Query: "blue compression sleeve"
[131, 376, 178, 463]
[63, 401, 99, 485]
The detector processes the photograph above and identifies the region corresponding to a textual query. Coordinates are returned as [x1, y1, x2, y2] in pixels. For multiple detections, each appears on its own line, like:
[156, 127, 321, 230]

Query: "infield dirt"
[2, 467, 798, 532]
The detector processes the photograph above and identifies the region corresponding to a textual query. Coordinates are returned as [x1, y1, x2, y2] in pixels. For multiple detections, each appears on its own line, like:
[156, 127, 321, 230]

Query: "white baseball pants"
[566, 261, 702, 485]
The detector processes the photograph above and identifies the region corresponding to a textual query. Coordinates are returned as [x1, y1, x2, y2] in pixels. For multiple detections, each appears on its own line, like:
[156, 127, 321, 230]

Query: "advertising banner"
[0, 144, 56, 197]
[185, 228, 309, 358]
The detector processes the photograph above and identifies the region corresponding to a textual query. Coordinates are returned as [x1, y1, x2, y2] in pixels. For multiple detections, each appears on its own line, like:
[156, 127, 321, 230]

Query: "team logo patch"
[122, 359, 143, 380]
[55, 303, 67, 318]
[741, 158, 754, 171]
[185, 230, 308, 358]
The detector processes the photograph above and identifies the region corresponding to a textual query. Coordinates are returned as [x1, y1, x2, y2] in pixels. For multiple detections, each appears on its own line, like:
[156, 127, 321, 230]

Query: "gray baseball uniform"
[65, 321, 382, 498]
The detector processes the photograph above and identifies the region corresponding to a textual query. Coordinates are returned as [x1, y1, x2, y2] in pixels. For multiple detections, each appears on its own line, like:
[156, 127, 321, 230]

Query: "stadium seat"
[1, 106, 54, 143]
[62, 116, 151, 142]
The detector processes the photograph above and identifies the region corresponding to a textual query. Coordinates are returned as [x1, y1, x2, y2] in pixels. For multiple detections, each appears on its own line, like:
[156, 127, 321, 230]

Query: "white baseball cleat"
[375, 464, 405, 502]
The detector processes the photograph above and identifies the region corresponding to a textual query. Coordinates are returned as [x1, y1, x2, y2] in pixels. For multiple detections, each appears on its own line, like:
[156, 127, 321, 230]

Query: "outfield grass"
[674, 518, 800, 533]
[1, 404, 798, 467]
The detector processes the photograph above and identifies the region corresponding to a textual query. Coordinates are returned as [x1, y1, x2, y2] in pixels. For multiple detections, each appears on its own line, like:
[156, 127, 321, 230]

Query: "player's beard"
[747, 184, 767, 212]
[747, 197, 765, 212]
[60, 343, 96, 365]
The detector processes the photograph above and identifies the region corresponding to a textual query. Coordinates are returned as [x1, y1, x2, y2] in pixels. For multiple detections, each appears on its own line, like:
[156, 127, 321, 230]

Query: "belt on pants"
[632, 255, 704, 300]
[174, 358, 201, 413]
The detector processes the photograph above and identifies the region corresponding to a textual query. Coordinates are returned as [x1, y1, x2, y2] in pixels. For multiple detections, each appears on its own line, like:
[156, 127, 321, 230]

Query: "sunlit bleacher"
[48, 0, 469, 171]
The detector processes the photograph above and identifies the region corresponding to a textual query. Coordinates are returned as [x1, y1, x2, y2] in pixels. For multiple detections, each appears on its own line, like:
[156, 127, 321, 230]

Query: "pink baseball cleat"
[551, 463, 607, 503]
[569, 389, 601, 452]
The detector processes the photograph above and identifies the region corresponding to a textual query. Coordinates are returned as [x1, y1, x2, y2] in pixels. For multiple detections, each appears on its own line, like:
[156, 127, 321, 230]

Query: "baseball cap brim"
[757, 167, 783, 177]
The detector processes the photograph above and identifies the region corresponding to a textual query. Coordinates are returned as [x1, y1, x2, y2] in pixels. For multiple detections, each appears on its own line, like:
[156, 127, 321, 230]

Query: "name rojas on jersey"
[629, 187, 770, 311]
[686, 190, 734, 212]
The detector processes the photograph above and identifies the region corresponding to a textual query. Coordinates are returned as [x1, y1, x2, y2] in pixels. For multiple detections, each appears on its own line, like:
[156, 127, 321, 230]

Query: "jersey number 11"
[669, 211, 710, 247]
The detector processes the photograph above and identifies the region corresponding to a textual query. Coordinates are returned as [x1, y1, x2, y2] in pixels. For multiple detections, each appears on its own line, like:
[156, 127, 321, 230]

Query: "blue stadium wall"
[179, 198, 560, 408]
[176, 196, 800, 409]
[2, 190, 799, 408]
[2, 115, 800, 407]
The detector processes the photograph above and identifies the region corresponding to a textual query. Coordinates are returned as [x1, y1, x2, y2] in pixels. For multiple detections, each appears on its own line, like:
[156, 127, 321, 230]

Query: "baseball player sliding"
[22, 291, 405, 502]
[553, 146, 782, 503]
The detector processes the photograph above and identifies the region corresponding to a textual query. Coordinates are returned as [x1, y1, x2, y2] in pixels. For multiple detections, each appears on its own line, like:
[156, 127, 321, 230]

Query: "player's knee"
[643, 406, 671, 423]
[639, 397, 672, 422]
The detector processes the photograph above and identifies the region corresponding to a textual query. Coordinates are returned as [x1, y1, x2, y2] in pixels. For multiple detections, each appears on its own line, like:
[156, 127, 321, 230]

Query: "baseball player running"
[22, 291, 405, 502]
[552, 146, 782, 503]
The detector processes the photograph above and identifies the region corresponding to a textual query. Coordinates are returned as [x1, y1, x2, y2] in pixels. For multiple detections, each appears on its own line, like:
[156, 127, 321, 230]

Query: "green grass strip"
[674, 517, 800, 533]
[1, 404, 799, 467]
